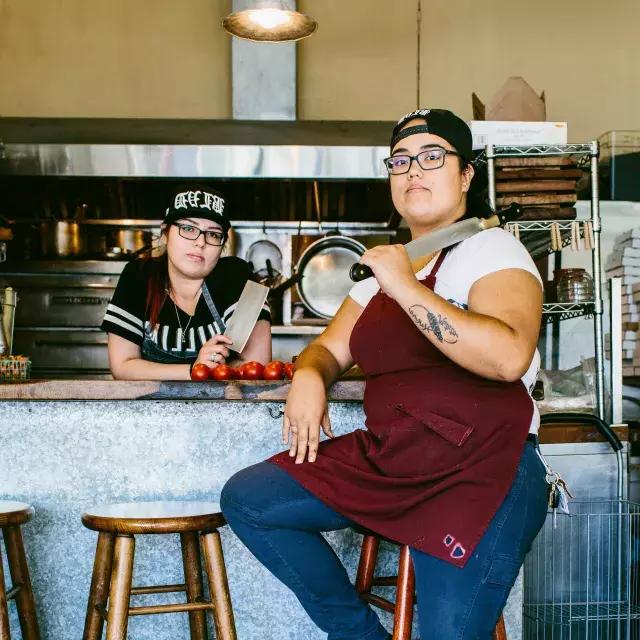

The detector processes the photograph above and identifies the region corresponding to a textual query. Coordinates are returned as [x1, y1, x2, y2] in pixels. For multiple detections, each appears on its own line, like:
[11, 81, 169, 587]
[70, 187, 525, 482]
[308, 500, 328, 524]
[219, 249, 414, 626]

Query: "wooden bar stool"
[355, 532, 507, 640]
[0, 501, 40, 640]
[81, 501, 236, 640]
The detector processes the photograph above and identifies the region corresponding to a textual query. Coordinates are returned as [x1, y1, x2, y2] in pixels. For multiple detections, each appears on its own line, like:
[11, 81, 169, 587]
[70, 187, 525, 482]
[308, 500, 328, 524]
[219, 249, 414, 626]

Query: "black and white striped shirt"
[101, 257, 270, 359]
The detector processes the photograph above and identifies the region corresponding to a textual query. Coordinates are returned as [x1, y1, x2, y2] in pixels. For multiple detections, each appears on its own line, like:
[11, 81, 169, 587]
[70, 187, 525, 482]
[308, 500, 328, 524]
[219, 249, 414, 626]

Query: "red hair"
[144, 255, 169, 330]
[143, 228, 169, 330]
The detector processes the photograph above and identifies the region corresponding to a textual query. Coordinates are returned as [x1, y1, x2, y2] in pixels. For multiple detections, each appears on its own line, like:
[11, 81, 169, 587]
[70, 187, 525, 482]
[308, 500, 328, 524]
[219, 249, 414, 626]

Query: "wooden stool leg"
[3, 525, 40, 640]
[83, 532, 115, 640]
[0, 541, 10, 640]
[355, 535, 380, 594]
[493, 614, 508, 640]
[201, 531, 237, 640]
[392, 545, 415, 640]
[105, 535, 135, 640]
[180, 532, 208, 640]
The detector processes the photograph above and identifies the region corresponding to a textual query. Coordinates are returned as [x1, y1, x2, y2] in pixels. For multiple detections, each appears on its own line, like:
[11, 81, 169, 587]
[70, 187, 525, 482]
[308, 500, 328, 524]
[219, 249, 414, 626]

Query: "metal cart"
[524, 413, 638, 639]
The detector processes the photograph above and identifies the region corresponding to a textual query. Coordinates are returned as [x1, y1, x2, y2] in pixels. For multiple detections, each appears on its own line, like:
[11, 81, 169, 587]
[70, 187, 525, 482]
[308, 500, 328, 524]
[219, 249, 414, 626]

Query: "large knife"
[350, 203, 522, 282]
[223, 280, 270, 354]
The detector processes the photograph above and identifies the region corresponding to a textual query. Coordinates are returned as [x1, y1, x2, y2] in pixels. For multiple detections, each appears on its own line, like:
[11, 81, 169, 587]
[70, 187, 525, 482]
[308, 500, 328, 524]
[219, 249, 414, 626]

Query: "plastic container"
[0, 356, 31, 382]
[556, 268, 594, 303]
[598, 130, 640, 201]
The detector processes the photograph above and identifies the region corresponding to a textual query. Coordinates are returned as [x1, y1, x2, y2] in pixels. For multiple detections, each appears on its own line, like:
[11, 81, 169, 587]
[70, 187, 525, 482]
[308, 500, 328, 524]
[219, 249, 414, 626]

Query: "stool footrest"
[372, 576, 398, 587]
[129, 601, 213, 617]
[5, 584, 21, 600]
[360, 593, 396, 614]
[130, 583, 187, 595]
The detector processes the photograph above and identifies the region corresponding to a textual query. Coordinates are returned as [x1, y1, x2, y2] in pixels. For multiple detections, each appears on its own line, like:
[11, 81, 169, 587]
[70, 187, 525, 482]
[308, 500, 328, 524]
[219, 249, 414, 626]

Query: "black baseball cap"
[390, 108, 473, 161]
[163, 188, 231, 233]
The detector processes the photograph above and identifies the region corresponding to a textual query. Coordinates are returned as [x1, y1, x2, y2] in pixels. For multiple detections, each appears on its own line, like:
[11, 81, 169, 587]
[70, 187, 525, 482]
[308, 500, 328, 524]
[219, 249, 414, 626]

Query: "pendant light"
[223, 1, 317, 42]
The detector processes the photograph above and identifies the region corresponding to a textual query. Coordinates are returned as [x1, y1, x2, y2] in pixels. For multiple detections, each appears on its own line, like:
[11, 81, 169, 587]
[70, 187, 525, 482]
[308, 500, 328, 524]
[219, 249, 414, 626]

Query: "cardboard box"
[469, 120, 568, 150]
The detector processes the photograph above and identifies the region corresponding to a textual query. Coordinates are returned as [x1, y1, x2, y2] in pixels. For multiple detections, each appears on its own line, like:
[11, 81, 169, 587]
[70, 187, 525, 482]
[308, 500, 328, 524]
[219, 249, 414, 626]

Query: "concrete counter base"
[0, 398, 525, 639]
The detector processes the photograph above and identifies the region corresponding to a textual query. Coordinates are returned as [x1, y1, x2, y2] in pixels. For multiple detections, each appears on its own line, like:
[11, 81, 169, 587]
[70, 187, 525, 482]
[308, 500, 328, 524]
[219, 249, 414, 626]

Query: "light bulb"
[246, 8, 292, 30]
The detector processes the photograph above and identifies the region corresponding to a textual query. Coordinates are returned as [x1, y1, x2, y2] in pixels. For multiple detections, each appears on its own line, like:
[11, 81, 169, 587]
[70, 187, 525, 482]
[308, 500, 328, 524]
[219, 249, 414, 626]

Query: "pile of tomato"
[191, 360, 295, 381]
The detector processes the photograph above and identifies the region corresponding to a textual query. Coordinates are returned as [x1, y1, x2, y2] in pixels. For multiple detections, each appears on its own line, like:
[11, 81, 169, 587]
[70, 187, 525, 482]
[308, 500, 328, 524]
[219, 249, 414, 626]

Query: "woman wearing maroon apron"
[221, 109, 550, 639]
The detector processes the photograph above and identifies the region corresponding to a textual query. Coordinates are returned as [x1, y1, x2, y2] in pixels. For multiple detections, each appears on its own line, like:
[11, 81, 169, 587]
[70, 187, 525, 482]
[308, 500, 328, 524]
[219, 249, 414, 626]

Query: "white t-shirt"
[349, 228, 543, 434]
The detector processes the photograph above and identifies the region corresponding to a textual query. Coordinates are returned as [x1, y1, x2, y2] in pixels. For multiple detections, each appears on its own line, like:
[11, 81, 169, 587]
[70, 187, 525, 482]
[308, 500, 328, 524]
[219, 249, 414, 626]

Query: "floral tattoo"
[408, 305, 459, 344]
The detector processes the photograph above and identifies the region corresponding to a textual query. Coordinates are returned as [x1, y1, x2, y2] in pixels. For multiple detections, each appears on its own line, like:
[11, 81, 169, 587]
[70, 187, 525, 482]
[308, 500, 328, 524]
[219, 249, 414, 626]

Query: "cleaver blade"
[350, 203, 522, 281]
[223, 280, 269, 354]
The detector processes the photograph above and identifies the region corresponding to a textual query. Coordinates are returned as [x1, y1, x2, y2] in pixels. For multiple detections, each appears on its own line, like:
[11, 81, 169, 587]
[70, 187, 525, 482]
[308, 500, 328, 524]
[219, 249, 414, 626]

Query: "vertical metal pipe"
[591, 140, 605, 419]
[610, 277, 623, 425]
[487, 144, 496, 210]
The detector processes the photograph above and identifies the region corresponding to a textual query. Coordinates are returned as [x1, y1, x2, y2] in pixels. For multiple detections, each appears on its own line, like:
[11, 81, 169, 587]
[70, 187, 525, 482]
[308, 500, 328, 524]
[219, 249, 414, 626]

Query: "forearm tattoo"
[408, 305, 459, 344]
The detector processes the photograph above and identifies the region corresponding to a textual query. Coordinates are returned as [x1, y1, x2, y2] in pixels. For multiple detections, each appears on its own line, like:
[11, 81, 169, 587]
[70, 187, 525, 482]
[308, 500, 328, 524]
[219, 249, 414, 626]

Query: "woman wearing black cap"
[102, 188, 271, 380]
[220, 109, 549, 639]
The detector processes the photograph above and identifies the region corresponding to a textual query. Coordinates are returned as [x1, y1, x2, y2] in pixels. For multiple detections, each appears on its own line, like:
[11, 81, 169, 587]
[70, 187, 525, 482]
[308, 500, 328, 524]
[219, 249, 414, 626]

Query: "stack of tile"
[495, 156, 583, 220]
[606, 228, 640, 376]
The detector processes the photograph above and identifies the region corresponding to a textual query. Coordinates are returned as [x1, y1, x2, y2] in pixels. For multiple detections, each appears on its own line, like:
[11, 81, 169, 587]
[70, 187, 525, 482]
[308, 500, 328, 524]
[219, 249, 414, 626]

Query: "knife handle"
[350, 263, 373, 282]
[496, 203, 522, 225]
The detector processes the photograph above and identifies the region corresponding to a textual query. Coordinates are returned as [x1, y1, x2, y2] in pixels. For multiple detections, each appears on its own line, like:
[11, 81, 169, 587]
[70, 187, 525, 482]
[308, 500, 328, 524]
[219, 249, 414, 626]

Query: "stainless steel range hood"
[0, 118, 390, 179]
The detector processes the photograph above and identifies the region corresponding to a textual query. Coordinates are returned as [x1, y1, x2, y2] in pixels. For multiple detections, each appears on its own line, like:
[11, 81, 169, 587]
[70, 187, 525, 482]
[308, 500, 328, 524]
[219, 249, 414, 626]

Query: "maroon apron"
[270, 248, 534, 567]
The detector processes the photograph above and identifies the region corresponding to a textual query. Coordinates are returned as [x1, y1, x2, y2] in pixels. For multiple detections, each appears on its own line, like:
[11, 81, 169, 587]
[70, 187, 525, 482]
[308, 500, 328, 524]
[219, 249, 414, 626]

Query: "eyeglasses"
[172, 223, 226, 246]
[383, 146, 462, 175]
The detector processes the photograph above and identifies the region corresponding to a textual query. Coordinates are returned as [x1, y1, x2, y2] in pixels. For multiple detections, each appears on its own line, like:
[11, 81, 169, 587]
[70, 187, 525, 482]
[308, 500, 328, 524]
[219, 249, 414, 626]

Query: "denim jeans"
[220, 442, 549, 640]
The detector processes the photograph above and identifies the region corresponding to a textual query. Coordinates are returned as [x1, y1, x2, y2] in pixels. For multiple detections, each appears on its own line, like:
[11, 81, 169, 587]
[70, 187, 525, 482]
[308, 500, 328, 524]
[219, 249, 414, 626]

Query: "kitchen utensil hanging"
[295, 234, 366, 319]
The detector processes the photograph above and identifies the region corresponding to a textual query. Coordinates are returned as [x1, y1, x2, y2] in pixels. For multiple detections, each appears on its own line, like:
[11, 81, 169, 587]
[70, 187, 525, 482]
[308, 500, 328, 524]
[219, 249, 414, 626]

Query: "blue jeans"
[220, 442, 549, 640]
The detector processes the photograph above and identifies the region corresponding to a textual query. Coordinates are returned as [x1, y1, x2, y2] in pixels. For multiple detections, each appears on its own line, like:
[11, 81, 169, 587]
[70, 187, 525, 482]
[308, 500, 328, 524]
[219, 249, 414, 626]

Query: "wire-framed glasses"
[383, 146, 462, 175]
[172, 222, 225, 246]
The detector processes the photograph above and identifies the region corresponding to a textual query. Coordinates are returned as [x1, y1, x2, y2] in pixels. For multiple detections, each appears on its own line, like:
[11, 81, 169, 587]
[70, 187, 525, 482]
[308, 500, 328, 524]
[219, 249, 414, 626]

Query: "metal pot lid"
[245, 239, 283, 275]
[296, 236, 365, 319]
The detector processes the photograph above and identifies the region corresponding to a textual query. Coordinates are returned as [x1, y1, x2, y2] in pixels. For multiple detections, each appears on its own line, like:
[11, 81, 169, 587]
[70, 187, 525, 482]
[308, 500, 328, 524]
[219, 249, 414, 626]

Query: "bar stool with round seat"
[355, 530, 508, 640]
[0, 501, 40, 640]
[81, 501, 236, 640]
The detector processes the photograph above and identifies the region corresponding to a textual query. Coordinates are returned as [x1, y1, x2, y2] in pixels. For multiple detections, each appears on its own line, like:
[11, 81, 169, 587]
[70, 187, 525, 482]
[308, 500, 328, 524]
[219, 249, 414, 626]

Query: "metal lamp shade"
[223, 2, 317, 42]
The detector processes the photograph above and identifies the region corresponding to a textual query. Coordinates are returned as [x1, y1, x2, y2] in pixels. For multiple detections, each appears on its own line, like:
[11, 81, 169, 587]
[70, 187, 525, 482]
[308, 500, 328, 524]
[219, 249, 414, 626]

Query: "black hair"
[458, 157, 493, 219]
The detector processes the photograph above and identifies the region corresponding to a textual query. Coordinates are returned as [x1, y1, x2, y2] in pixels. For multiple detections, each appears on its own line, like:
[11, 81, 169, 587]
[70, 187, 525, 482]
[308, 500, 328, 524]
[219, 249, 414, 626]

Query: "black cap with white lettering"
[163, 188, 231, 234]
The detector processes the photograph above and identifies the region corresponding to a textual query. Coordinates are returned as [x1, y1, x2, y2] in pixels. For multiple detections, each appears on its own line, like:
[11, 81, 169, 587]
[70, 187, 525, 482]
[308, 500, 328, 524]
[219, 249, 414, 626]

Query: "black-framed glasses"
[383, 146, 462, 175]
[172, 222, 226, 246]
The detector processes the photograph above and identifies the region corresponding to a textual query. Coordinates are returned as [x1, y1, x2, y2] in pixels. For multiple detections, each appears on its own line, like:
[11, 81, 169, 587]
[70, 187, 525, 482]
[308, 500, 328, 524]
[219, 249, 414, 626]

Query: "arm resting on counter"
[295, 296, 363, 387]
[393, 268, 542, 382]
[107, 333, 191, 380]
[283, 296, 364, 463]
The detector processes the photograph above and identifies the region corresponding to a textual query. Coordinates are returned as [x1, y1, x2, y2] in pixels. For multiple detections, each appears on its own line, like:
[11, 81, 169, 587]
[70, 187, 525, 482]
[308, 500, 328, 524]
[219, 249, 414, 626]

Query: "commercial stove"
[0, 260, 125, 378]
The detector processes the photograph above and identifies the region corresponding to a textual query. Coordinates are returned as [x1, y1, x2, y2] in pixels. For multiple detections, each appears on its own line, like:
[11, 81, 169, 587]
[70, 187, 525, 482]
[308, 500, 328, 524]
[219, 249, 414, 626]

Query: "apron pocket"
[395, 403, 474, 447]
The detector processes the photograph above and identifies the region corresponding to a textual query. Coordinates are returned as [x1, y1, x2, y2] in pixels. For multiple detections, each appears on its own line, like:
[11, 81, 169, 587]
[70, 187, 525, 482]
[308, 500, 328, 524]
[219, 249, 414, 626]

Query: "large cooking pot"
[107, 228, 153, 254]
[295, 234, 366, 319]
[39, 221, 86, 257]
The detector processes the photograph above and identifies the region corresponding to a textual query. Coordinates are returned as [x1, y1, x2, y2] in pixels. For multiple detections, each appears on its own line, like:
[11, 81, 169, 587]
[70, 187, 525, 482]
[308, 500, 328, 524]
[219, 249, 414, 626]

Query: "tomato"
[240, 361, 264, 380]
[263, 361, 284, 380]
[211, 364, 234, 381]
[190, 363, 211, 381]
[284, 362, 295, 380]
[229, 367, 241, 380]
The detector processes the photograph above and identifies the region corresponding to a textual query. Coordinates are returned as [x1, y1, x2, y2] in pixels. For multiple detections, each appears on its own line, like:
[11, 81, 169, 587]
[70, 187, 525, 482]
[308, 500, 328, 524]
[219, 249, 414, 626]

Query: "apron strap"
[430, 245, 451, 278]
[201, 282, 226, 334]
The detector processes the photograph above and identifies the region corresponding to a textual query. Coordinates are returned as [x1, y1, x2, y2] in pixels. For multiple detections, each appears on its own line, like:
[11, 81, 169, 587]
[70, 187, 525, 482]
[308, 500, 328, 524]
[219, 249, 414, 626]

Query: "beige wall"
[0, 0, 231, 118]
[1, 0, 638, 141]
[298, 0, 640, 141]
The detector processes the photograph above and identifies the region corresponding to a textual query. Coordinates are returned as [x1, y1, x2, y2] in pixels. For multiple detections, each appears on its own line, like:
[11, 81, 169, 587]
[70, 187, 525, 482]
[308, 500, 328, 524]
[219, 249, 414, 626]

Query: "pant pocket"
[484, 554, 521, 588]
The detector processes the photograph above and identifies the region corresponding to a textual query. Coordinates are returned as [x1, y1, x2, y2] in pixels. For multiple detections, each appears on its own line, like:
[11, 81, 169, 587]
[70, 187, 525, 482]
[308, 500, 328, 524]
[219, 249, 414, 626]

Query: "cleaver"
[223, 280, 270, 354]
[350, 203, 522, 282]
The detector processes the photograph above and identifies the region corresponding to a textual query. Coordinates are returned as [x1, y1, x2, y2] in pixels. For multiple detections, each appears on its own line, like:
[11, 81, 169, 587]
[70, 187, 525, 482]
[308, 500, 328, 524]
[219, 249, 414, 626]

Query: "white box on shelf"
[469, 121, 568, 150]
